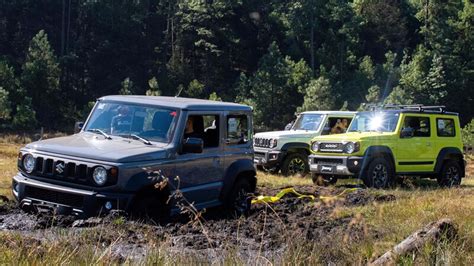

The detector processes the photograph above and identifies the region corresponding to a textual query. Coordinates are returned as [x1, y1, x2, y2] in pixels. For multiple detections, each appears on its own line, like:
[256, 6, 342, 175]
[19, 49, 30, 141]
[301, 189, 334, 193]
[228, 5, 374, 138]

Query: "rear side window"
[227, 115, 249, 145]
[402, 116, 431, 137]
[437, 118, 455, 137]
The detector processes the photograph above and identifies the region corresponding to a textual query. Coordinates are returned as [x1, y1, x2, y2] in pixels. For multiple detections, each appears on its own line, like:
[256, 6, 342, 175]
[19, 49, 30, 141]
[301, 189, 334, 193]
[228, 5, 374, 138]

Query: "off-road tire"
[311, 173, 337, 186]
[437, 160, 462, 187]
[131, 192, 170, 222]
[362, 157, 394, 189]
[281, 153, 309, 177]
[226, 178, 252, 217]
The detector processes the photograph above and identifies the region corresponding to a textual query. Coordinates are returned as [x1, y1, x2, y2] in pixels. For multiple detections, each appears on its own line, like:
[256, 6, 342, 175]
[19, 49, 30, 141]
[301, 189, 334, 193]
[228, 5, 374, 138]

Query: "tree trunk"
[371, 218, 457, 265]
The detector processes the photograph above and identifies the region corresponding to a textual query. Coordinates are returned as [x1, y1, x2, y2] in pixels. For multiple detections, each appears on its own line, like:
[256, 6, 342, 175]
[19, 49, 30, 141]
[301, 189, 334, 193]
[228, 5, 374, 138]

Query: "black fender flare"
[219, 159, 256, 202]
[359, 146, 395, 177]
[434, 147, 465, 177]
[280, 143, 310, 162]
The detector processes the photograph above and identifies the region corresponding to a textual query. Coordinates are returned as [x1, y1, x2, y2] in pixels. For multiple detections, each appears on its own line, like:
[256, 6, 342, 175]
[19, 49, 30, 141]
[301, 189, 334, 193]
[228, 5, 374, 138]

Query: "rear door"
[223, 112, 253, 170]
[397, 115, 436, 172]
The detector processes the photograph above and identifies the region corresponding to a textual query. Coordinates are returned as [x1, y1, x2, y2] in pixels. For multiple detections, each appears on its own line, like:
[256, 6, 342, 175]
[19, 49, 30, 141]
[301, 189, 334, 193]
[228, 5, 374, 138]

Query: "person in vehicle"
[111, 105, 132, 134]
[331, 118, 349, 134]
[183, 116, 204, 140]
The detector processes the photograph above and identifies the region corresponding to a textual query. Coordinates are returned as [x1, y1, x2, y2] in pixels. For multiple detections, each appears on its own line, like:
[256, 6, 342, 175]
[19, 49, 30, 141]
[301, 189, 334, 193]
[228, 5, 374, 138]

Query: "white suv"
[253, 111, 355, 176]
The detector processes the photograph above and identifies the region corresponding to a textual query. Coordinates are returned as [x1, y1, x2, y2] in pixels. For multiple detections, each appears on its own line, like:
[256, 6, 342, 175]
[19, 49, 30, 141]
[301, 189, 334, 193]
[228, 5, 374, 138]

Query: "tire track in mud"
[0, 186, 396, 262]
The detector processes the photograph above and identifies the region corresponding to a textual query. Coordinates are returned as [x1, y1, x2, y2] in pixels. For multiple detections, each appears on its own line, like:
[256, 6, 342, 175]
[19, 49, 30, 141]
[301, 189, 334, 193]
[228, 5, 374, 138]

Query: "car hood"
[254, 130, 318, 139]
[24, 133, 171, 163]
[310, 132, 395, 142]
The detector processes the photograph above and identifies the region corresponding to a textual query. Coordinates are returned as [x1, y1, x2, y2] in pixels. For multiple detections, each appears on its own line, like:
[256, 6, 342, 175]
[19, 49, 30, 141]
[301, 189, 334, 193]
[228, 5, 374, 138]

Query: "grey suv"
[12, 96, 256, 218]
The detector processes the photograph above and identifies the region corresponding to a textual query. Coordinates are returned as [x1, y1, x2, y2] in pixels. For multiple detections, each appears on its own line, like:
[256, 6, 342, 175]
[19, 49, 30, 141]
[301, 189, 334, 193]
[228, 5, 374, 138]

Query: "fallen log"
[371, 218, 457, 265]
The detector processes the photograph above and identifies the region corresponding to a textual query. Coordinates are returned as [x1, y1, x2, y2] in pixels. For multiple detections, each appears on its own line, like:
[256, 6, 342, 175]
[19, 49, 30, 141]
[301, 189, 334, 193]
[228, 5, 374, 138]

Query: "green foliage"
[146, 77, 161, 96]
[12, 97, 37, 130]
[0, 1, 472, 129]
[298, 76, 335, 112]
[384, 86, 413, 105]
[185, 79, 205, 98]
[0, 88, 11, 119]
[462, 119, 474, 148]
[208, 92, 222, 101]
[21, 30, 60, 127]
[239, 42, 311, 130]
[119, 78, 134, 95]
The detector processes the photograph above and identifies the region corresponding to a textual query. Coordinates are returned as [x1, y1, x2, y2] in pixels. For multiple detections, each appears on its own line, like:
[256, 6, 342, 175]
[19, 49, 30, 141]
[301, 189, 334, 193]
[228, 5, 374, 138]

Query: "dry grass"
[0, 139, 473, 264]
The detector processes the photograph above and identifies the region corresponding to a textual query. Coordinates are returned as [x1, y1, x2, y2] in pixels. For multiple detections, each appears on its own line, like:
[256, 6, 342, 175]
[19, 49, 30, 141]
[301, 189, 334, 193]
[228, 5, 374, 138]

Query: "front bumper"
[12, 173, 133, 218]
[254, 148, 285, 168]
[308, 154, 363, 177]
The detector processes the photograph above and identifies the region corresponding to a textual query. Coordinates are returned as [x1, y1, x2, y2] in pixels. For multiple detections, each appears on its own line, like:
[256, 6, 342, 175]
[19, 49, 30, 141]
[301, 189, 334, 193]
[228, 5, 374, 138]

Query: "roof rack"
[363, 103, 447, 113]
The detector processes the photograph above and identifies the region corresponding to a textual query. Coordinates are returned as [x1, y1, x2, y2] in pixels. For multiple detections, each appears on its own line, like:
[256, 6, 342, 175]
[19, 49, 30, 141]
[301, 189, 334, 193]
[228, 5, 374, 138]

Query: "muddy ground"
[0, 185, 395, 263]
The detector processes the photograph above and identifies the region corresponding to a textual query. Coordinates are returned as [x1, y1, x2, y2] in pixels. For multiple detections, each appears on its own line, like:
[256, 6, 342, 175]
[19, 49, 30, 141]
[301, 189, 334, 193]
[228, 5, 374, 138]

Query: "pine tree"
[21, 30, 60, 127]
[146, 77, 161, 96]
[119, 77, 134, 95]
[298, 76, 335, 112]
[0, 88, 11, 120]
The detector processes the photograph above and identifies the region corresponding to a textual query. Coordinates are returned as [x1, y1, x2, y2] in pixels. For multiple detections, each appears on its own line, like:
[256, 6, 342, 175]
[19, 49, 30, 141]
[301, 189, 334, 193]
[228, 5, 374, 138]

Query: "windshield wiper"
[130, 134, 152, 145]
[87, 129, 112, 139]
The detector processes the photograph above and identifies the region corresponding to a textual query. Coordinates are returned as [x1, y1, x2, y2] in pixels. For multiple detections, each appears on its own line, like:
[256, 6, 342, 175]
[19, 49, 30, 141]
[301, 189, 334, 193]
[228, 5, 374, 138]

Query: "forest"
[0, 0, 472, 131]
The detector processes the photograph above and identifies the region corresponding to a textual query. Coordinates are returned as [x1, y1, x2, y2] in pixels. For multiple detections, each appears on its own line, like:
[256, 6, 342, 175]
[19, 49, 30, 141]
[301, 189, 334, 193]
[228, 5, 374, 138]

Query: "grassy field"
[0, 141, 473, 264]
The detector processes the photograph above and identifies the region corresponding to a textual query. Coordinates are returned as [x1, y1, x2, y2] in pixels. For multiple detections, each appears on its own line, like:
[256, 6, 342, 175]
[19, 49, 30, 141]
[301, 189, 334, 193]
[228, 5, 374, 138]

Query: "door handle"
[426, 142, 432, 146]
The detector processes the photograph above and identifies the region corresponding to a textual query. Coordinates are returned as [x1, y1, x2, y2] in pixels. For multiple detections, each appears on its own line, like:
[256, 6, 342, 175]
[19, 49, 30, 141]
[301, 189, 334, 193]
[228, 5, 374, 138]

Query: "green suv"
[308, 105, 466, 188]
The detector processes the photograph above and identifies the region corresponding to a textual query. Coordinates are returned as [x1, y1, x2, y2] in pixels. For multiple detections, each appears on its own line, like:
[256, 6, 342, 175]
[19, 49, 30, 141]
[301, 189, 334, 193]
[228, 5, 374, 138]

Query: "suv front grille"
[254, 138, 271, 148]
[319, 142, 344, 153]
[313, 158, 344, 165]
[25, 186, 84, 208]
[32, 156, 91, 184]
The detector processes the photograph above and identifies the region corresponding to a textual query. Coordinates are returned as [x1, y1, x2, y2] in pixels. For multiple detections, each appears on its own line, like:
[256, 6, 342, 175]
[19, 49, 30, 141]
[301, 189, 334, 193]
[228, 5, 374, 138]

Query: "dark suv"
[13, 96, 256, 218]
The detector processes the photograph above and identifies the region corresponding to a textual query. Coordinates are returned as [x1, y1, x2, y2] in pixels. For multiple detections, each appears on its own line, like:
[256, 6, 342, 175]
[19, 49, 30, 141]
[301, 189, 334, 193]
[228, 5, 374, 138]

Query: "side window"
[402, 116, 431, 137]
[227, 115, 249, 145]
[437, 118, 455, 137]
[321, 117, 352, 135]
[183, 115, 219, 148]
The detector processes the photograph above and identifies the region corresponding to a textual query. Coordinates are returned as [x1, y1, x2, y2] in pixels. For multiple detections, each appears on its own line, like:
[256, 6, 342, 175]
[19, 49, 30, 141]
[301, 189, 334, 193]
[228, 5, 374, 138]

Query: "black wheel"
[281, 153, 309, 177]
[226, 178, 253, 217]
[311, 173, 337, 186]
[437, 160, 462, 187]
[131, 192, 170, 222]
[362, 158, 394, 189]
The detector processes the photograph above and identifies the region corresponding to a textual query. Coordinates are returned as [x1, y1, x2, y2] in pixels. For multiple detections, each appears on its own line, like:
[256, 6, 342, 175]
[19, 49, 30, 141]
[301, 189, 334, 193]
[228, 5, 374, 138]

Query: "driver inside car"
[111, 105, 132, 134]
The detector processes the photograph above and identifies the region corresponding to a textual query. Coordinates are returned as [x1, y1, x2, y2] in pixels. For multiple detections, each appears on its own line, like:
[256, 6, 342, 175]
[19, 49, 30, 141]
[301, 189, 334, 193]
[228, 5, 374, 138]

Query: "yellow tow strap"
[251, 187, 359, 205]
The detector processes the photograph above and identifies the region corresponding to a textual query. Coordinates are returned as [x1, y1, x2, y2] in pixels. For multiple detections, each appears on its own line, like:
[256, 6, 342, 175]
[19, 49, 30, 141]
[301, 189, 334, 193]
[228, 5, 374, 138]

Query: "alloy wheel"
[288, 157, 306, 175]
[372, 163, 388, 188]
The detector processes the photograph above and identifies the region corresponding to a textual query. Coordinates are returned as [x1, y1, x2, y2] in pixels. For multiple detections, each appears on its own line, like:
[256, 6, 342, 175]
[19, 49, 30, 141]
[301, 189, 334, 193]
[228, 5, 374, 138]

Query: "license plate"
[320, 165, 334, 173]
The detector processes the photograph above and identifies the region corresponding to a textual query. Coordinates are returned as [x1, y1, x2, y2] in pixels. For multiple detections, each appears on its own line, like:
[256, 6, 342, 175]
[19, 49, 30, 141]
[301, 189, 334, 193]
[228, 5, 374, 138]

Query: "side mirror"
[182, 137, 203, 153]
[400, 127, 414, 138]
[74, 121, 84, 133]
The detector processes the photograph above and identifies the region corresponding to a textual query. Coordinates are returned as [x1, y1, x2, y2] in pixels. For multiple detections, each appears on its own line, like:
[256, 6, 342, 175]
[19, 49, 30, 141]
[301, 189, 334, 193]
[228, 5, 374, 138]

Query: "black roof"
[362, 104, 458, 116]
[99, 95, 252, 111]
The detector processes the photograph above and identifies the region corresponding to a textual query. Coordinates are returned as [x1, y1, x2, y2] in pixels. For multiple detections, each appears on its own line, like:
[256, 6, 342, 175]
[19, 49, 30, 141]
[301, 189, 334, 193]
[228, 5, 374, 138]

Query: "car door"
[173, 112, 224, 208]
[223, 112, 253, 172]
[397, 115, 436, 172]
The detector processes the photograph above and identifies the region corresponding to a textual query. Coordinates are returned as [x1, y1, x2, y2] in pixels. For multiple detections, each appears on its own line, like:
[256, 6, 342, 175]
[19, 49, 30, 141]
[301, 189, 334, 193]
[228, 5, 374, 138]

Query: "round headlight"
[23, 154, 36, 173]
[93, 166, 108, 186]
[311, 142, 319, 152]
[269, 139, 277, 148]
[344, 142, 356, 154]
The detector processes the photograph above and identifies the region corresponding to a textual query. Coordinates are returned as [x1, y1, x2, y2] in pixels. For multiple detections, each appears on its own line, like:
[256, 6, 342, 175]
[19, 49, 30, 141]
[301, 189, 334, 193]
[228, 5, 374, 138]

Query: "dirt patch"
[0, 187, 393, 262]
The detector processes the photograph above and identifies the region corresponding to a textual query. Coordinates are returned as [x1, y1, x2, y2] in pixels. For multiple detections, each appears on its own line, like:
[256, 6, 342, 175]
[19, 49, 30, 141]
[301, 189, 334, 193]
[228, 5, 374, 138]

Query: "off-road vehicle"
[253, 111, 355, 176]
[12, 96, 256, 218]
[309, 105, 466, 188]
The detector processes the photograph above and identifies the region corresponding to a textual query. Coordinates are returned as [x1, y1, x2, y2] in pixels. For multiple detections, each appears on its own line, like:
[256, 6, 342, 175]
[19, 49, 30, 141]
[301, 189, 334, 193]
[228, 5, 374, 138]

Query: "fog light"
[105, 201, 113, 210]
[353, 160, 358, 166]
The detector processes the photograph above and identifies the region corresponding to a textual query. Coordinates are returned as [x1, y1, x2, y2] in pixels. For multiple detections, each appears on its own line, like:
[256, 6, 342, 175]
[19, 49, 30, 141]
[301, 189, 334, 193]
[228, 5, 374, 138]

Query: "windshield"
[84, 101, 178, 143]
[348, 112, 400, 133]
[291, 114, 324, 131]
